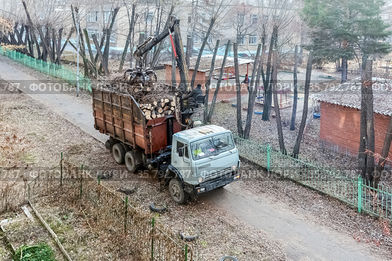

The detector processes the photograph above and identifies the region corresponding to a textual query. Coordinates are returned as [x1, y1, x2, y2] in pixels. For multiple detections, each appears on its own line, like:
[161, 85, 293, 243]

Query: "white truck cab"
[167, 125, 240, 203]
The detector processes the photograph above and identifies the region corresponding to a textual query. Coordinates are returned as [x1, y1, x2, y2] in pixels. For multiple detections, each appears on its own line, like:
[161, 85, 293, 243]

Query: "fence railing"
[0, 46, 91, 92]
[1, 157, 195, 260]
[60, 160, 195, 260]
[235, 135, 392, 222]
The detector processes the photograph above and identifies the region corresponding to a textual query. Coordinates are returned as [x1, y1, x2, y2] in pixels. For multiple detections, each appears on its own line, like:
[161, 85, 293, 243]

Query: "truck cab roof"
[174, 125, 231, 143]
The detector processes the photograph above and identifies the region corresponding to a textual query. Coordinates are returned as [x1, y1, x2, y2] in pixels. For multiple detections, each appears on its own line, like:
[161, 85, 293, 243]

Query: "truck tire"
[125, 151, 137, 173]
[112, 143, 126, 164]
[169, 179, 187, 204]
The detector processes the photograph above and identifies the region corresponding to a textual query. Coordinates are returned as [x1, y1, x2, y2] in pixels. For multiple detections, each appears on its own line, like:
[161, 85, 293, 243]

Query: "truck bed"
[92, 88, 181, 155]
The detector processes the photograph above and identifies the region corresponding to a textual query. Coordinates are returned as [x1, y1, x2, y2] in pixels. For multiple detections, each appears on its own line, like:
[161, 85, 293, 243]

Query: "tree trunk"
[290, 45, 299, 131]
[203, 40, 220, 124]
[22, 1, 42, 59]
[190, 17, 216, 90]
[206, 41, 231, 123]
[243, 44, 262, 139]
[171, 48, 177, 87]
[292, 52, 313, 158]
[119, 4, 136, 72]
[173, 23, 190, 92]
[25, 25, 34, 56]
[71, 5, 89, 76]
[272, 49, 286, 154]
[341, 57, 348, 83]
[102, 7, 120, 75]
[185, 35, 192, 68]
[364, 60, 375, 184]
[83, 29, 97, 76]
[375, 117, 392, 186]
[233, 43, 244, 137]
[58, 28, 74, 64]
[262, 26, 278, 121]
[151, 5, 174, 67]
[359, 58, 368, 180]
[92, 34, 104, 69]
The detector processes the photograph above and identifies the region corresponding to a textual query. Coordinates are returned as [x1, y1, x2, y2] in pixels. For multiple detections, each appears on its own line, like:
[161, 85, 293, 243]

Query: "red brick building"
[315, 79, 392, 158]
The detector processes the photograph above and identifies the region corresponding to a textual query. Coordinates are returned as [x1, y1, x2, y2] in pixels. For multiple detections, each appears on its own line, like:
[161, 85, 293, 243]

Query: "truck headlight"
[198, 177, 203, 183]
[232, 165, 237, 171]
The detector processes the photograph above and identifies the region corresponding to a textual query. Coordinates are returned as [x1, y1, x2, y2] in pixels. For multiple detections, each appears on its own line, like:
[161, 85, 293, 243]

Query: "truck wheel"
[125, 151, 137, 173]
[112, 143, 125, 164]
[169, 179, 186, 204]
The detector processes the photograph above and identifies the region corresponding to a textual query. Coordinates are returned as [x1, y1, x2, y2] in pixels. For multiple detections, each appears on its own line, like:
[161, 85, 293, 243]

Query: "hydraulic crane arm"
[133, 17, 179, 63]
[133, 16, 190, 92]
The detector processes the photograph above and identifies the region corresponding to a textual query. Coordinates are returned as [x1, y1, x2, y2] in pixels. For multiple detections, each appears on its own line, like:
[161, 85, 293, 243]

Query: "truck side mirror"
[178, 147, 184, 157]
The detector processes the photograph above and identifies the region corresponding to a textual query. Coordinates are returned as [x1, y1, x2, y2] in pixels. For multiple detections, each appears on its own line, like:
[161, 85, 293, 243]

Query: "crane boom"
[133, 17, 178, 64]
[133, 16, 190, 93]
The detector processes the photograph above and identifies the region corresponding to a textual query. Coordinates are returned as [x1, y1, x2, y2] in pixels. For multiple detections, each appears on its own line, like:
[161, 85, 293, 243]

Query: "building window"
[249, 35, 257, 45]
[103, 11, 113, 24]
[238, 35, 245, 45]
[87, 11, 98, 23]
[251, 14, 258, 24]
[188, 16, 192, 24]
[146, 11, 154, 22]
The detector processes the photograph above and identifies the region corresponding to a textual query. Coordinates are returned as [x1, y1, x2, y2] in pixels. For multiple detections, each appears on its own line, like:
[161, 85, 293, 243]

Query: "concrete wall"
[320, 102, 392, 158]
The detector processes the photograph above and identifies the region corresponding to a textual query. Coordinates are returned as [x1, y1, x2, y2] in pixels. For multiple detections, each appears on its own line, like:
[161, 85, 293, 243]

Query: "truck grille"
[201, 167, 232, 181]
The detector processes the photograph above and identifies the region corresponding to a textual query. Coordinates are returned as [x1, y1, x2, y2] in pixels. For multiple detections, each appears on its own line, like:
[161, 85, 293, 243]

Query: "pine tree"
[302, 0, 391, 82]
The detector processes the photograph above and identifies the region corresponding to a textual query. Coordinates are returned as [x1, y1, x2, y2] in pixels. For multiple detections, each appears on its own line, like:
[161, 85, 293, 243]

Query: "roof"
[163, 55, 253, 73]
[174, 125, 230, 142]
[313, 78, 392, 116]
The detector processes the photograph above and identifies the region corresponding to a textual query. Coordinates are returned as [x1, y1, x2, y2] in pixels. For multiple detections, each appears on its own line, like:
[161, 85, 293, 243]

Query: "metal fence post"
[151, 217, 155, 261]
[79, 164, 84, 199]
[185, 244, 188, 261]
[358, 176, 362, 213]
[60, 152, 63, 187]
[267, 144, 271, 172]
[124, 196, 128, 232]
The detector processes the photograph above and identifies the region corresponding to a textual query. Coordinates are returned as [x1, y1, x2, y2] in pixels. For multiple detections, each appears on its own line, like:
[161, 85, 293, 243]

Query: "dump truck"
[92, 16, 240, 203]
[92, 88, 240, 203]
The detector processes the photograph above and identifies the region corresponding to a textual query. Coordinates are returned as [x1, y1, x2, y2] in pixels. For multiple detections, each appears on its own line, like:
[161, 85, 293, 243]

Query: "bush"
[13, 243, 56, 261]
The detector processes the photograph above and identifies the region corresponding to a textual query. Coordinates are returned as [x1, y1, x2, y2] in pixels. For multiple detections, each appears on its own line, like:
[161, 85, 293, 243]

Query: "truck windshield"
[191, 133, 235, 160]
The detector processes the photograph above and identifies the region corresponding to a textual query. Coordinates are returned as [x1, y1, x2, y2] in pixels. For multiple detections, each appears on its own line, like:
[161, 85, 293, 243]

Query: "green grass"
[13, 243, 56, 261]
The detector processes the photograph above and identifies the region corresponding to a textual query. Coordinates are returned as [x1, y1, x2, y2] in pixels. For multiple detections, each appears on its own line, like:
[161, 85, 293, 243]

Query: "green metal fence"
[235, 135, 392, 222]
[0, 46, 91, 92]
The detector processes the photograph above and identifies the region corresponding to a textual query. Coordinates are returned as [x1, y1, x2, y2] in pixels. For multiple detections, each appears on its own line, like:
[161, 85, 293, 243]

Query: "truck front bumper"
[194, 172, 240, 194]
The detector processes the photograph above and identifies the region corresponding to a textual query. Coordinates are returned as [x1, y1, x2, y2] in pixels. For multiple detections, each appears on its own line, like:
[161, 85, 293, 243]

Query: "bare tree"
[203, 39, 220, 124]
[359, 59, 375, 184]
[272, 47, 287, 154]
[205, 40, 231, 123]
[290, 45, 299, 131]
[233, 42, 244, 137]
[119, 3, 136, 72]
[243, 44, 262, 139]
[292, 52, 313, 158]
[190, 0, 229, 90]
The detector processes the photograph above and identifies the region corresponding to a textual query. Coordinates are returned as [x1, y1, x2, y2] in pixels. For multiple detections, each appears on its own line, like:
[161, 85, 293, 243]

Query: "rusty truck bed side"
[92, 88, 181, 155]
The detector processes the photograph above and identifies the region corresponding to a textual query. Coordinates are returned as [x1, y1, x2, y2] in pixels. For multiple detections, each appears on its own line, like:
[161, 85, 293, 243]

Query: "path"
[0, 55, 385, 261]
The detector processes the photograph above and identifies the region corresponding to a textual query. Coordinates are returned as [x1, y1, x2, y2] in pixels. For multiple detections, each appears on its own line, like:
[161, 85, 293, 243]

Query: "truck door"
[172, 140, 191, 179]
